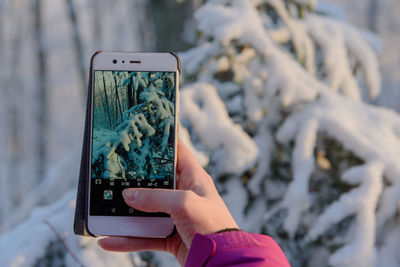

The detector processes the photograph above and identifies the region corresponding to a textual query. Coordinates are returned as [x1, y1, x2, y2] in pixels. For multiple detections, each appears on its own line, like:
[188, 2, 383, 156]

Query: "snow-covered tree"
[178, 0, 400, 266]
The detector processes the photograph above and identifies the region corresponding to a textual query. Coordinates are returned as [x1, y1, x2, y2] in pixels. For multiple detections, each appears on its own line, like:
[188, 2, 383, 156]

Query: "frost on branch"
[189, 0, 380, 102]
[265, 0, 316, 74]
[306, 162, 383, 267]
[306, 15, 381, 100]
[178, 125, 210, 167]
[265, 119, 318, 237]
[179, 0, 400, 266]
[180, 82, 258, 174]
[377, 223, 400, 267]
[266, 89, 400, 237]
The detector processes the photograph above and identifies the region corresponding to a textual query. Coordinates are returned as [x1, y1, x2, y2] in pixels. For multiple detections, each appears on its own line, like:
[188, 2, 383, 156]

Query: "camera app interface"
[90, 70, 176, 216]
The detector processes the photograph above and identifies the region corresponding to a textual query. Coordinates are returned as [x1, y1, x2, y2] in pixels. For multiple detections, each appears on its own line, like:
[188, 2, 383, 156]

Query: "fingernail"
[123, 189, 137, 201]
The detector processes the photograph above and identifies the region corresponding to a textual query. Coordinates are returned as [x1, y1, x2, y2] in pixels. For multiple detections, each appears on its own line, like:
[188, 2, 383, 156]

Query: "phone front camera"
[113, 59, 117, 64]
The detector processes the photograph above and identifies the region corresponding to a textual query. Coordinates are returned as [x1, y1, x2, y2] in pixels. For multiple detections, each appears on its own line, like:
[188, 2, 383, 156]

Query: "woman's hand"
[98, 139, 238, 266]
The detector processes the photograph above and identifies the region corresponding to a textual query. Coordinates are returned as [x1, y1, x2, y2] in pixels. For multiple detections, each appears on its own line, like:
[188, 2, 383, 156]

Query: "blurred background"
[0, 0, 399, 266]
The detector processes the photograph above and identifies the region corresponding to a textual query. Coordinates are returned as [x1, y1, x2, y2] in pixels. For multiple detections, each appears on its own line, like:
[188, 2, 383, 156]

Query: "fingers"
[98, 235, 189, 266]
[177, 139, 204, 178]
[177, 139, 216, 195]
[98, 236, 166, 252]
[123, 188, 197, 214]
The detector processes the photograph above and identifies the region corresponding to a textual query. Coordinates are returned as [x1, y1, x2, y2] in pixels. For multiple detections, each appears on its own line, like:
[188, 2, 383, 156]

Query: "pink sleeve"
[185, 231, 291, 267]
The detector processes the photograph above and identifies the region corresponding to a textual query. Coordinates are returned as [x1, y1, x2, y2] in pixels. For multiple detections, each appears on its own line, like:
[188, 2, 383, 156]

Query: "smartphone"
[87, 51, 179, 237]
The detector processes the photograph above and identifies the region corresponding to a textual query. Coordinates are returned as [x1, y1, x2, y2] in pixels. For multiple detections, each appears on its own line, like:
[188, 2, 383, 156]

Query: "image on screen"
[90, 70, 176, 216]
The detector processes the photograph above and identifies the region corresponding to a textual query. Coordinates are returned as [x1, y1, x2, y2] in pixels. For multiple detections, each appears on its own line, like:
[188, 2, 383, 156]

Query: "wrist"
[215, 228, 241, 233]
[185, 231, 259, 267]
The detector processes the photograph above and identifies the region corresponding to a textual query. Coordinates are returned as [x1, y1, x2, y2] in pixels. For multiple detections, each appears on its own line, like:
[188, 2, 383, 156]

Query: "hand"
[98, 139, 238, 266]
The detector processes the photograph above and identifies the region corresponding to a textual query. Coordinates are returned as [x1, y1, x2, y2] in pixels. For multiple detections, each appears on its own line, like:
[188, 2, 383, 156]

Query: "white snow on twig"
[178, 125, 210, 167]
[307, 162, 383, 267]
[377, 223, 400, 267]
[306, 14, 381, 100]
[180, 82, 258, 174]
[265, 119, 318, 237]
[0, 191, 144, 267]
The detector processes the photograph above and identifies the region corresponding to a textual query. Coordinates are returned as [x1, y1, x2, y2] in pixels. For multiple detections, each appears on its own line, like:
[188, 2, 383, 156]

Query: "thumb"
[123, 188, 197, 215]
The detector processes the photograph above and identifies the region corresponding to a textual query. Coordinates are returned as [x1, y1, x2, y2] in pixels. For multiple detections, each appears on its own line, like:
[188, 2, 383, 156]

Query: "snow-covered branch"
[178, 0, 400, 266]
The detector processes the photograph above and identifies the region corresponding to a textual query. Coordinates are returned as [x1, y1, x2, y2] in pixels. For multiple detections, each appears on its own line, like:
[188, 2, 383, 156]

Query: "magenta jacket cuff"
[185, 231, 291, 267]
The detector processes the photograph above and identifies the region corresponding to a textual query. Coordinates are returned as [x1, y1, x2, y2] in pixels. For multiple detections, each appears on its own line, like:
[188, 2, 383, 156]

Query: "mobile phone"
[87, 51, 179, 237]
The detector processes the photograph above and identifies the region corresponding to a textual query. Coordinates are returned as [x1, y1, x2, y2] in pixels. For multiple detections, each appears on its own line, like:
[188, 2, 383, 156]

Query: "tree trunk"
[102, 72, 111, 128]
[96, 76, 107, 126]
[127, 75, 133, 109]
[34, 0, 47, 183]
[66, 0, 86, 105]
[367, 0, 379, 33]
[92, 0, 103, 50]
[147, 0, 196, 52]
[113, 72, 123, 124]
[0, 0, 9, 230]
[133, 76, 138, 106]
[130, 0, 155, 52]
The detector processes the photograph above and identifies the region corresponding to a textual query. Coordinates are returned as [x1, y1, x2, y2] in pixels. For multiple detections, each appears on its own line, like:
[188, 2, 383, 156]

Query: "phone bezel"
[87, 52, 178, 237]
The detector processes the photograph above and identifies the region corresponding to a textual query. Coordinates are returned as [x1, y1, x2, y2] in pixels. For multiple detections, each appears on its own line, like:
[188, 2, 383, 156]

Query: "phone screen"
[90, 70, 176, 216]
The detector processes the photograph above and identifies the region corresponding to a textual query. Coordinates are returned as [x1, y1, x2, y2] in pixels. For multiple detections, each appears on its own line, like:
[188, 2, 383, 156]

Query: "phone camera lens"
[113, 59, 117, 64]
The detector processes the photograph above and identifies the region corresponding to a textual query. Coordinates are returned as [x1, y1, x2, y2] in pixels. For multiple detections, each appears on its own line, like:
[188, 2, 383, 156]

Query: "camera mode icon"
[103, 190, 113, 200]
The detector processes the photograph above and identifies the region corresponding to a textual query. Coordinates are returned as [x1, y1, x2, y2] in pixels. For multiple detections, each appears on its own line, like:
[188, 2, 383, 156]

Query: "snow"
[307, 15, 362, 100]
[179, 0, 400, 266]
[377, 223, 400, 267]
[180, 82, 258, 174]
[307, 162, 383, 267]
[225, 94, 243, 114]
[2, 0, 400, 266]
[248, 120, 273, 195]
[0, 192, 76, 267]
[179, 42, 219, 76]
[215, 82, 241, 99]
[0, 0, 143, 231]
[194, 1, 274, 55]
[325, 0, 400, 112]
[221, 178, 248, 227]
[323, 16, 381, 100]
[315, 2, 346, 20]
[194, 0, 381, 104]
[93, 72, 176, 180]
[265, 119, 318, 237]
[271, 88, 400, 241]
[265, 0, 316, 74]
[128, 114, 156, 147]
[1, 148, 81, 234]
[293, 0, 317, 7]
[0, 191, 145, 267]
[178, 126, 210, 167]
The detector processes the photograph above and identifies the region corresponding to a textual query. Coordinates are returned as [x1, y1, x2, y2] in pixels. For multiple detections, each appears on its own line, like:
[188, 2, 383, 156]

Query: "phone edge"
[86, 51, 180, 238]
